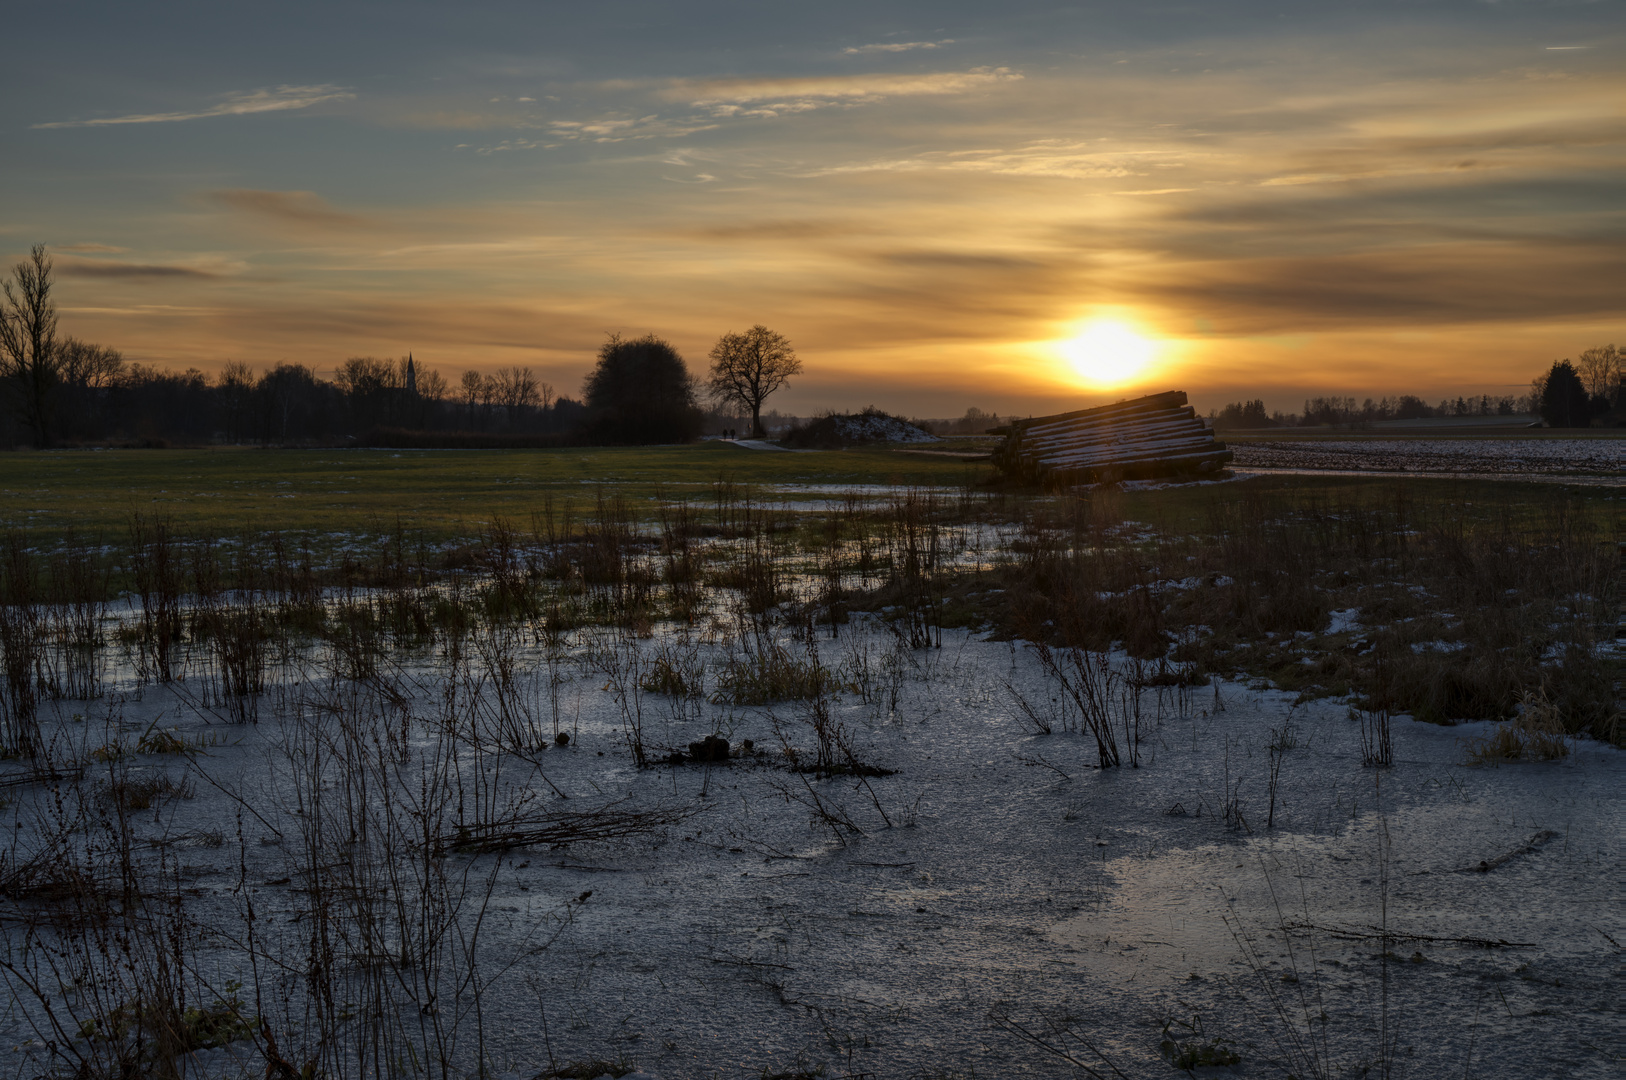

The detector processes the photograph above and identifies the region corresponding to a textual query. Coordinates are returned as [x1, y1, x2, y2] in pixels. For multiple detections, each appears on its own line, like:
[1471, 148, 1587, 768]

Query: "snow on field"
[821, 413, 938, 444]
[1, 624, 1618, 1079]
[1230, 438, 1621, 477]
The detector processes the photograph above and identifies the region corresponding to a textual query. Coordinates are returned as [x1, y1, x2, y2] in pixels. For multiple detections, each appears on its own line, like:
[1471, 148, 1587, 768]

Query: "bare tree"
[478, 372, 499, 429]
[417, 367, 448, 403]
[334, 356, 398, 431]
[494, 366, 541, 412]
[217, 360, 256, 443]
[0, 245, 62, 447]
[406, 362, 446, 428]
[58, 337, 124, 390]
[1525, 370, 1549, 416]
[1576, 344, 1620, 404]
[460, 370, 484, 428]
[706, 324, 802, 439]
[53, 337, 125, 441]
[258, 362, 324, 442]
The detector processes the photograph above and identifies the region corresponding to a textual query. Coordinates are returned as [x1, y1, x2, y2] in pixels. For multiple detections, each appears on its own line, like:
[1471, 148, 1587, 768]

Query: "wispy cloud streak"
[800, 141, 1174, 179]
[843, 39, 955, 55]
[59, 260, 223, 279]
[669, 68, 1020, 105]
[34, 85, 353, 129]
[209, 189, 372, 229]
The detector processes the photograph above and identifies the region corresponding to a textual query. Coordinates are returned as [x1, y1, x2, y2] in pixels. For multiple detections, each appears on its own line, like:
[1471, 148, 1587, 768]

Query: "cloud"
[465, 113, 720, 149]
[34, 85, 353, 129]
[396, 109, 513, 130]
[209, 189, 372, 229]
[880, 250, 1047, 271]
[55, 243, 129, 253]
[680, 220, 861, 241]
[1134, 239, 1626, 333]
[58, 258, 223, 279]
[207, 298, 616, 360]
[460, 68, 1025, 151]
[801, 140, 1169, 180]
[667, 67, 1021, 106]
[843, 40, 955, 55]
[1260, 162, 1492, 186]
[549, 114, 658, 138]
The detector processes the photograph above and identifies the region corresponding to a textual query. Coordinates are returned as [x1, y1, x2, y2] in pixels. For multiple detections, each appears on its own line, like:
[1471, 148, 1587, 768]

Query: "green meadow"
[1, 442, 1616, 550]
[0, 442, 993, 542]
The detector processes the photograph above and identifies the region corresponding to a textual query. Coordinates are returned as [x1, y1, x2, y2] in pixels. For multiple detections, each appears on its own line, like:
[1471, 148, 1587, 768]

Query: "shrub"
[581, 333, 703, 445]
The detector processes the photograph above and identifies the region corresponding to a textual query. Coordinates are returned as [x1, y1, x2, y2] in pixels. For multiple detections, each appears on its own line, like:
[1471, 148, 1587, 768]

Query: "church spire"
[405, 352, 417, 395]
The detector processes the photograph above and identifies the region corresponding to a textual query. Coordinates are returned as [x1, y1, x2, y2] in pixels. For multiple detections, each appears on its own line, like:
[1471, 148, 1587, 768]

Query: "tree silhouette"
[1539, 360, 1591, 428]
[458, 370, 485, 429]
[707, 325, 801, 439]
[1576, 344, 1620, 406]
[583, 333, 701, 444]
[0, 245, 62, 447]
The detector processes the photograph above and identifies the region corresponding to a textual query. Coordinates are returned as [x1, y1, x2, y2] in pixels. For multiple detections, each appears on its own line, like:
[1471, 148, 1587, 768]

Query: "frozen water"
[0, 623, 1617, 1078]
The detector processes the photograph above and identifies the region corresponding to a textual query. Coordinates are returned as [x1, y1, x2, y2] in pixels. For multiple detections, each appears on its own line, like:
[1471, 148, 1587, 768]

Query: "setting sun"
[1058, 321, 1159, 388]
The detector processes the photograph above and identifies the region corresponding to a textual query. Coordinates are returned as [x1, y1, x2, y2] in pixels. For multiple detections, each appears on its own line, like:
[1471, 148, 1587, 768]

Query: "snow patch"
[781, 409, 938, 448]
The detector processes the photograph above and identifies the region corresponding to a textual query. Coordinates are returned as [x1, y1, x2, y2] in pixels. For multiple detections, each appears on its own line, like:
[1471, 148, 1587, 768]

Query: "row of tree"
[1213, 393, 1527, 430]
[0, 245, 804, 448]
[1209, 349, 1621, 431]
[7, 242, 1617, 447]
[1526, 354, 1619, 428]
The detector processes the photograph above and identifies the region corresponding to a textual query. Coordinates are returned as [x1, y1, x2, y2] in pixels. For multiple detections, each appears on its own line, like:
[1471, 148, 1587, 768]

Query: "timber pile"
[991, 390, 1231, 485]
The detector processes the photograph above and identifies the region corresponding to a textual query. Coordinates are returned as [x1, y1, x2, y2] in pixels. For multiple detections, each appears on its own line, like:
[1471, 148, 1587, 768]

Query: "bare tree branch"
[706, 325, 801, 439]
[0, 245, 62, 447]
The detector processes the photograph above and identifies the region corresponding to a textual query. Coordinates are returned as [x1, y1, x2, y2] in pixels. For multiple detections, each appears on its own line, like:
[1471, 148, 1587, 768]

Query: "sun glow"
[1058, 320, 1159, 387]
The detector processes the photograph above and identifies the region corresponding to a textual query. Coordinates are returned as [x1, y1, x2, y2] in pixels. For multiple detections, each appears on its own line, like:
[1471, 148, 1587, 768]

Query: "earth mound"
[780, 407, 939, 449]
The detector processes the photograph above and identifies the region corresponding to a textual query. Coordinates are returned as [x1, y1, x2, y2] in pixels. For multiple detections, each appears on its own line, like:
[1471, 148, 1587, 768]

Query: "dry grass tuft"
[540, 1057, 638, 1079]
[711, 642, 841, 705]
[104, 772, 193, 811]
[1463, 691, 1573, 765]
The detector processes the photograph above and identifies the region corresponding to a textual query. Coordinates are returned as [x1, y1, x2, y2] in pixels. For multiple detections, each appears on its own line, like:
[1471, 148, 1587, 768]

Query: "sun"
[1058, 320, 1159, 387]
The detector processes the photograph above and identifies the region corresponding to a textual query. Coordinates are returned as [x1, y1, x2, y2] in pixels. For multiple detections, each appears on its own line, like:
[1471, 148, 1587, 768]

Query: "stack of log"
[991, 390, 1231, 485]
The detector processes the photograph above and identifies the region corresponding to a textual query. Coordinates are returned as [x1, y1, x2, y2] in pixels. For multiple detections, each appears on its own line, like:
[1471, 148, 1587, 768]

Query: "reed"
[0, 533, 44, 755]
[127, 513, 185, 684]
[45, 533, 108, 702]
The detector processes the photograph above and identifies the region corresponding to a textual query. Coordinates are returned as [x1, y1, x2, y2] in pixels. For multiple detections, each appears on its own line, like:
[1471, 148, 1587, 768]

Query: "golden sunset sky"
[4, 2, 1621, 416]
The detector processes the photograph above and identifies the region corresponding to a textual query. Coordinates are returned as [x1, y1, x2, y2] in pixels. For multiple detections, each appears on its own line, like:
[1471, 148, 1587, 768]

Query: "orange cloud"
[209, 190, 375, 230]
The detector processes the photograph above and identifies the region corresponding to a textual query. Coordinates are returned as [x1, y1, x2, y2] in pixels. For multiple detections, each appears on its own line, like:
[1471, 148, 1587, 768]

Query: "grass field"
[4, 443, 1620, 549]
[0, 442, 994, 541]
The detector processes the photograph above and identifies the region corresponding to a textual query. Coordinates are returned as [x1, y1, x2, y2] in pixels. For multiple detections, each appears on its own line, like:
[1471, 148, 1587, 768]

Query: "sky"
[2, 0, 1622, 417]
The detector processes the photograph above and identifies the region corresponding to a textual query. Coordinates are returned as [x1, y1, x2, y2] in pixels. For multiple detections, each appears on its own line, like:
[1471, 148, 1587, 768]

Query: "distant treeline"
[0, 330, 1003, 449]
[1210, 347, 1623, 431]
[0, 349, 610, 448]
[1, 246, 781, 449]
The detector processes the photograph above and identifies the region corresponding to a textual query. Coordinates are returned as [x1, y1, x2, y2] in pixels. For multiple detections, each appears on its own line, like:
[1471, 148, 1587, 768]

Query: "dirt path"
[728, 438, 816, 453]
